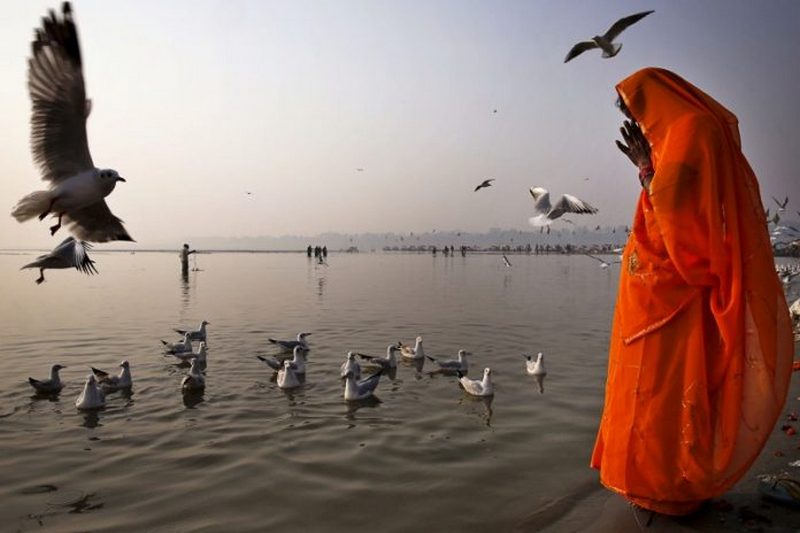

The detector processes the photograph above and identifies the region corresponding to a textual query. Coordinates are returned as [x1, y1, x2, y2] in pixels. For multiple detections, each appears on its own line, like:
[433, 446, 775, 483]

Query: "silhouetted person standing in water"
[306, 245, 313, 257]
[322, 246, 327, 257]
[180, 243, 196, 275]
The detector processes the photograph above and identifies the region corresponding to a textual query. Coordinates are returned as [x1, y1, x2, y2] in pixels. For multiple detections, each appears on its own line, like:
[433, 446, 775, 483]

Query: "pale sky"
[0, 0, 798, 248]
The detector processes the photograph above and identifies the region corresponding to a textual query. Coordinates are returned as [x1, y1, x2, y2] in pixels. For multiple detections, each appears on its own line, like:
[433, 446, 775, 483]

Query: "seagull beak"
[116, 177, 126, 182]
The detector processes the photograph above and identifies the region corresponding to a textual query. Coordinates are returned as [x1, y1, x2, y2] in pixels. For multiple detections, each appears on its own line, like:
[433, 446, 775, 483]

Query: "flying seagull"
[528, 187, 598, 226]
[564, 10, 654, 63]
[10, 3, 133, 242]
[474, 179, 495, 192]
[772, 196, 789, 212]
[21, 236, 97, 284]
[585, 253, 619, 269]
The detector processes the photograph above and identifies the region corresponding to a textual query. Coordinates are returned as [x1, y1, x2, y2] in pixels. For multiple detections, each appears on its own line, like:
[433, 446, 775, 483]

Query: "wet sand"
[516, 343, 800, 533]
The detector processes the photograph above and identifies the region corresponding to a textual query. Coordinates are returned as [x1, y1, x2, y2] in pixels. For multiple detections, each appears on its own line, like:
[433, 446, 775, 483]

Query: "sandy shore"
[516, 343, 800, 533]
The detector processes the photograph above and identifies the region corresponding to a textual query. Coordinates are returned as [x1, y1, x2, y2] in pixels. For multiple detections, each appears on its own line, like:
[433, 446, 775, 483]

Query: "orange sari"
[590, 68, 793, 515]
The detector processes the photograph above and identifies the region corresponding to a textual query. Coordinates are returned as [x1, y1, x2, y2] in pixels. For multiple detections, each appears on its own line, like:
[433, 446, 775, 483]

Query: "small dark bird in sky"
[474, 179, 495, 192]
[772, 195, 789, 211]
[245, 191, 252, 196]
[356, 168, 364, 172]
[564, 10, 654, 63]
[493, 109, 498, 114]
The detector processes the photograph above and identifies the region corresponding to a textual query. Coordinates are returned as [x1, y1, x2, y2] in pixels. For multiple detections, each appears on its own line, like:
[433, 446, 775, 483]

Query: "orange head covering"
[592, 67, 793, 514]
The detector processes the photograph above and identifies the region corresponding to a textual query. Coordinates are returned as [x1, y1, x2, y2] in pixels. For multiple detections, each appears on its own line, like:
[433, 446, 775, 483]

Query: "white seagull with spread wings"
[564, 10, 654, 63]
[528, 187, 598, 227]
[11, 3, 133, 242]
[21, 236, 97, 284]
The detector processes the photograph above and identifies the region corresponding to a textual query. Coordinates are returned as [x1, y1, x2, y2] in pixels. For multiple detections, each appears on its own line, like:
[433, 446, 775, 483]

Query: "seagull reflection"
[81, 410, 102, 429]
[344, 395, 382, 419]
[459, 395, 494, 427]
[401, 358, 425, 374]
[182, 390, 205, 409]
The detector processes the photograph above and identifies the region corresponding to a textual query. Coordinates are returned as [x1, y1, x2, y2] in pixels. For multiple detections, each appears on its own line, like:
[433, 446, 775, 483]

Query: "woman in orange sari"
[591, 67, 794, 516]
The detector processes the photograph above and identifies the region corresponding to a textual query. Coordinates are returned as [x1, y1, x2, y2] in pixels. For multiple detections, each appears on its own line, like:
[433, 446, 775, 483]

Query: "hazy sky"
[0, 0, 798, 248]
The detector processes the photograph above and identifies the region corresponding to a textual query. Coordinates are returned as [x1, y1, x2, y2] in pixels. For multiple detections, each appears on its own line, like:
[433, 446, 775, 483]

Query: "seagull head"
[201, 320, 210, 326]
[346, 351, 357, 361]
[483, 368, 492, 378]
[98, 168, 125, 183]
[458, 350, 471, 358]
[52, 364, 67, 371]
[283, 360, 293, 369]
[120, 360, 129, 368]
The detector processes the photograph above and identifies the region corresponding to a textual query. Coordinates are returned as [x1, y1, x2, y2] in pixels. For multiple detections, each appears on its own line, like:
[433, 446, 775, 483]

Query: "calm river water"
[0, 251, 623, 531]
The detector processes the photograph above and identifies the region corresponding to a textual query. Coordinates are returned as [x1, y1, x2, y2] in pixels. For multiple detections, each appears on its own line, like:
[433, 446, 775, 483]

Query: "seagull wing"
[604, 10, 655, 42]
[564, 41, 598, 63]
[64, 200, 134, 243]
[28, 3, 94, 183]
[549, 194, 598, 220]
[357, 371, 382, 395]
[90, 366, 109, 380]
[71, 239, 98, 275]
[529, 187, 552, 214]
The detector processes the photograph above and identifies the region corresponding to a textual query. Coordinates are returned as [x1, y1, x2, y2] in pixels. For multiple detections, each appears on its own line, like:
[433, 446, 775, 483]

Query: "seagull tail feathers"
[160, 340, 168, 346]
[20, 259, 42, 270]
[268, 338, 278, 344]
[11, 190, 53, 222]
[425, 355, 437, 363]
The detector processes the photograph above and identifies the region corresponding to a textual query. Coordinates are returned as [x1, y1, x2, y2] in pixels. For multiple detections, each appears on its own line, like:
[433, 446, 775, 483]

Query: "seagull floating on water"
[456, 368, 494, 397]
[564, 10, 654, 63]
[28, 364, 66, 394]
[11, 3, 133, 242]
[21, 237, 97, 284]
[528, 187, 598, 227]
[427, 350, 470, 374]
[91, 360, 132, 391]
[358, 345, 400, 370]
[277, 360, 302, 389]
[399, 336, 425, 360]
[524, 353, 547, 394]
[269, 332, 311, 352]
[474, 179, 495, 192]
[259, 346, 307, 374]
[174, 321, 209, 342]
[75, 374, 105, 409]
[169, 341, 207, 364]
[181, 358, 205, 392]
[343, 369, 384, 401]
[161, 333, 193, 355]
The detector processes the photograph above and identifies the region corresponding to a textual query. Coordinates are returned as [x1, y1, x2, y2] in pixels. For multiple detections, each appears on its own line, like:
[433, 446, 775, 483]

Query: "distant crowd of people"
[307, 245, 328, 258]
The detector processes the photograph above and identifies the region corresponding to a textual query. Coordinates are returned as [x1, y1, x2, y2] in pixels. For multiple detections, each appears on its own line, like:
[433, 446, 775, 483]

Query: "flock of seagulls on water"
[28, 324, 551, 408]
